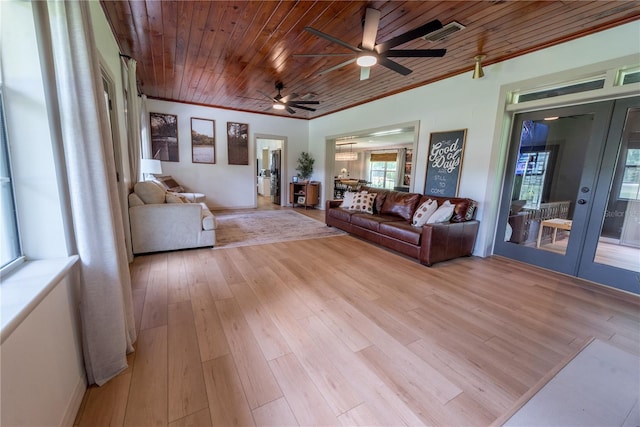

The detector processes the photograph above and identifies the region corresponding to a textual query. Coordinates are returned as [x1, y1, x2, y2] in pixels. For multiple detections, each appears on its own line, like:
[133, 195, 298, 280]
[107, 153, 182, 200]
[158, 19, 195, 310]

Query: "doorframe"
[254, 133, 287, 207]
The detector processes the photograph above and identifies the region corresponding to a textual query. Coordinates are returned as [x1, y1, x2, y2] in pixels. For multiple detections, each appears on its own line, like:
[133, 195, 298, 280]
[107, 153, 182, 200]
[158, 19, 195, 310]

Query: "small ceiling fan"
[258, 82, 320, 114]
[295, 8, 446, 80]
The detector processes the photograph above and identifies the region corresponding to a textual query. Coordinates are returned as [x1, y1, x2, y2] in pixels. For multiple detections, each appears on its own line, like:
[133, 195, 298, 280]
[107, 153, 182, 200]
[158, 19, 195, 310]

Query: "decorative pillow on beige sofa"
[165, 192, 184, 203]
[153, 175, 185, 193]
[134, 181, 166, 204]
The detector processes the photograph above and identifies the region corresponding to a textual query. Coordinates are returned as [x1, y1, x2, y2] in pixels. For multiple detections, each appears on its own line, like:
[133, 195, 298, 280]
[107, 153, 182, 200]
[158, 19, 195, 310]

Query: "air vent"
[422, 21, 465, 42]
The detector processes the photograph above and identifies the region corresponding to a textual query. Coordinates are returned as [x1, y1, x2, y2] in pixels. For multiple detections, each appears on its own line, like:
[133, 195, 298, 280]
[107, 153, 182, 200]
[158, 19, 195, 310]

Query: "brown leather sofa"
[325, 187, 479, 266]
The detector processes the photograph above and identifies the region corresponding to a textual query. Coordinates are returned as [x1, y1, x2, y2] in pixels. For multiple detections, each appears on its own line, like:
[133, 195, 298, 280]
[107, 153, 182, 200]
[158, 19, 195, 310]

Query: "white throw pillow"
[426, 200, 455, 224]
[412, 199, 438, 227]
[340, 191, 356, 208]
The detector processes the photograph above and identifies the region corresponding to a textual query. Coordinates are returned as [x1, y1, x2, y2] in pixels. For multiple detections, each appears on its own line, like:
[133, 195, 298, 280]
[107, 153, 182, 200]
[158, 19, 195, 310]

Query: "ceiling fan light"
[356, 54, 377, 67]
[273, 103, 285, 110]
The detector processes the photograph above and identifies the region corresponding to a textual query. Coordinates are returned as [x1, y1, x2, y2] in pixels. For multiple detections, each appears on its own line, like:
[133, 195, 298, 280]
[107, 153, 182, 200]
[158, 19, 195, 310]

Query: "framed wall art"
[227, 122, 249, 165]
[424, 129, 467, 198]
[191, 118, 215, 164]
[150, 112, 179, 162]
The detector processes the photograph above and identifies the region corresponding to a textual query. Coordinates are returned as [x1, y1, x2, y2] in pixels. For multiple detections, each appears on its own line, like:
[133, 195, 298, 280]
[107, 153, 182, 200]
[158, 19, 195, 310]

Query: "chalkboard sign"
[424, 129, 467, 198]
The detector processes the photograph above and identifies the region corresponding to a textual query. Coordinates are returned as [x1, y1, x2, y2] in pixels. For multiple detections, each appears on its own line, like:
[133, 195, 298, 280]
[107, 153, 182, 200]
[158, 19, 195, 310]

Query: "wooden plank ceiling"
[100, 1, 640, 119]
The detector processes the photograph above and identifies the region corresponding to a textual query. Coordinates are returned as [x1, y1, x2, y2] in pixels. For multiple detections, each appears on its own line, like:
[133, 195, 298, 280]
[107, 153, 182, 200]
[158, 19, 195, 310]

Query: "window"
[620, 148, 640, 200]
[0, 88, 23, 271]
[370, 161, 397, 189]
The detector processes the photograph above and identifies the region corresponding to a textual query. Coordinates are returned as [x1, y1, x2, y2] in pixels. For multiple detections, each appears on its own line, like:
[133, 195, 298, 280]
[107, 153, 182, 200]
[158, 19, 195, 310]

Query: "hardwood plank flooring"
[76, 204, 639, 426]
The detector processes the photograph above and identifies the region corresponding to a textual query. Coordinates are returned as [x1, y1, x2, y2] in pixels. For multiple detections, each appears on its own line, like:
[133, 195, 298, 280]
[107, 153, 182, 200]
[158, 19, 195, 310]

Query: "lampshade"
[472, 55, 486, 79]
[140, 158, 162, 175]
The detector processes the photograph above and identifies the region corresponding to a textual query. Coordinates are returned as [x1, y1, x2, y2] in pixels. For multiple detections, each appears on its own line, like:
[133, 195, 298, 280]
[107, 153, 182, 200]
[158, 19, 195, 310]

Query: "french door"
[495, 97, 640, 294]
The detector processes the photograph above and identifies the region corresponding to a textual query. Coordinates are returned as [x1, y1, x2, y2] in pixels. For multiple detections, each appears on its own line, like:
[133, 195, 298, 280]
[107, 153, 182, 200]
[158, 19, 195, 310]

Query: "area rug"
[213, 210, 346, 249]
[497, 338, 639, 426]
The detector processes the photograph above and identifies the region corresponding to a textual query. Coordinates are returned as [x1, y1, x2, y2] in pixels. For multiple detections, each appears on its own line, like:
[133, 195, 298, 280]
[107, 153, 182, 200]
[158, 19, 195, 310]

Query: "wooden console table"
[537, 218, 573, 248]
[290, 182, 319, 209]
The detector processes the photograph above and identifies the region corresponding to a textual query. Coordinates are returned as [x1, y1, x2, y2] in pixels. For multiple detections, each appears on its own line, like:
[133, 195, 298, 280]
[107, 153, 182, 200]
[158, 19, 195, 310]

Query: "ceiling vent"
[422, 21, 465, 42]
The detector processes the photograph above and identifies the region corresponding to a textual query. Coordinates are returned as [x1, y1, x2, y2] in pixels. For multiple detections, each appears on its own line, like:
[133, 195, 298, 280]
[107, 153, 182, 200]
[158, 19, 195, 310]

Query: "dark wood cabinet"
[290, 182, 319, 209]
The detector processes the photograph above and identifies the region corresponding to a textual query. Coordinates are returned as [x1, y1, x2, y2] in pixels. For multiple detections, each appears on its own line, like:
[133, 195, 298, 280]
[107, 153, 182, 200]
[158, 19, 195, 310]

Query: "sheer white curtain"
[40, 0, 135, 385]
[125, 58, 141, 186]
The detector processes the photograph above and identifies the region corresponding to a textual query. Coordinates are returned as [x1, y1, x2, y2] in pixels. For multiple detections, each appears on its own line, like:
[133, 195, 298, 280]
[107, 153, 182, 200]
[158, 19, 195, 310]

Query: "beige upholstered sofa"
[128, 181, 216, 254]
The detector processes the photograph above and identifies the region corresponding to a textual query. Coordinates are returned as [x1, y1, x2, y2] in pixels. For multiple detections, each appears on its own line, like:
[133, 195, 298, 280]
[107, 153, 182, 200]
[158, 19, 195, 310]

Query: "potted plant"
[296, 151, 314, 182]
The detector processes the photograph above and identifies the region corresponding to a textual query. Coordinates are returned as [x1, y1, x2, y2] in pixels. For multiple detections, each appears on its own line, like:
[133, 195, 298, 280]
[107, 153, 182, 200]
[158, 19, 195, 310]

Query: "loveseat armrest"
[420, 220, 479, 266]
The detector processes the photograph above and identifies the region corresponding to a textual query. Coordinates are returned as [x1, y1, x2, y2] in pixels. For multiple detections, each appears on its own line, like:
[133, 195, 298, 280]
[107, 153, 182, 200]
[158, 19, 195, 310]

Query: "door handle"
[577, 199, 587, 205]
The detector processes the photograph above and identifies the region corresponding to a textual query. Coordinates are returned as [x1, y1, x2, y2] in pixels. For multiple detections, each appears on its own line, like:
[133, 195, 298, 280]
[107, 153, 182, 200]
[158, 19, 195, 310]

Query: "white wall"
[1, 272, 85, 426]
[146, 99, 308, 209]
[309, 21, 640, 257]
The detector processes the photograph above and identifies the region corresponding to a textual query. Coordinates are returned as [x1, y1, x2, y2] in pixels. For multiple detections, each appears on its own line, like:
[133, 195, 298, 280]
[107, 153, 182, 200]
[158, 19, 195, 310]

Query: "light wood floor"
[75, 202, 640, 426]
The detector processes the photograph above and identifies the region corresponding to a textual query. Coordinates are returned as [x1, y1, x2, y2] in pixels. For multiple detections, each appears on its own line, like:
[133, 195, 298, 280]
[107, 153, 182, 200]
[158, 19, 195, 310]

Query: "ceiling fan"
[258, 82, 320, 114]
[295, 8, 446, 80]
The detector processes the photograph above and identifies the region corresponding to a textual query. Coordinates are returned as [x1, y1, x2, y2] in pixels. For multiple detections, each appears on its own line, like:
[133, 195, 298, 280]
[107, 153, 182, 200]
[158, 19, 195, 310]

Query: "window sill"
[1, 256, 79, 344]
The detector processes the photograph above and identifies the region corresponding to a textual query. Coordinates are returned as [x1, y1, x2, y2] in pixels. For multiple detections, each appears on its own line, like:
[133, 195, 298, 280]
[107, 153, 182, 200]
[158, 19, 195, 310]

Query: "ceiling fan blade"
[384, 49, 446, 58]
[378, 56, 412, 76]
[288, 100, 320, 105]
[304, 27, 362, 53]
[317, 58, 356, 75]
[258, 90, 277, 102]
[286, 106, 296, 114]
[290, 105, 316, 112]
[293, 53, 354, 57]
[360, 66, 371, 81]
[375, 19, 443, 53]
[362, 8, 381, 50]
[280, 93, 299, 103]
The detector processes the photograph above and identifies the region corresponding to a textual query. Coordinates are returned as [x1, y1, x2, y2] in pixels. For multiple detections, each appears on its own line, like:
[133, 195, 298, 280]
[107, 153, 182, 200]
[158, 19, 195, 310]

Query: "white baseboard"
[61, 376, 87, 427]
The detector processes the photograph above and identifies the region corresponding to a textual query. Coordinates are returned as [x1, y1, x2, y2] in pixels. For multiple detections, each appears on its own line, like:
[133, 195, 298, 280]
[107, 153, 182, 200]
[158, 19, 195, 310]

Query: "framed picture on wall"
[424, 129, 467, 197]
[227, 122, 249, 165]
[191, 118, 215, 164]
[150, 112, 179, 162]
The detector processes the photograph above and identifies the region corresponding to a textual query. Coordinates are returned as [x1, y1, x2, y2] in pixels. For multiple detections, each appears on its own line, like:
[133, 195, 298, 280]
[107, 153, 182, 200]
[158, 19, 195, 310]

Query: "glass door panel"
[579, 98, 640, 292]
[495, 102, 614, 276]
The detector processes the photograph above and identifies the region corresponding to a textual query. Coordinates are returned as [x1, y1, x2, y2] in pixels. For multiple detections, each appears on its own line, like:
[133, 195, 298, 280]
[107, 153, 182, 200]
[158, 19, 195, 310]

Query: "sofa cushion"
[451, 199, 477, 222]
[351, 213, 398, 232]
[412, 199, 437, 227]
[379, 221, 421, 245]
[128, 192, 144, 207]
[380, 191, 421, 221]
[165, 192, 184, 203]
[134, 181, 166, 204]
[427, 200, 455, 223]
[328, 207, 356, 223]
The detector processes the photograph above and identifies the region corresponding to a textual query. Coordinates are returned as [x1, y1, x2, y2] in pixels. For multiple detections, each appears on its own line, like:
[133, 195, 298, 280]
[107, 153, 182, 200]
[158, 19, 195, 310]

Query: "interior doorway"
[255, 135, 285, 206]
[495, 97, 640, 293]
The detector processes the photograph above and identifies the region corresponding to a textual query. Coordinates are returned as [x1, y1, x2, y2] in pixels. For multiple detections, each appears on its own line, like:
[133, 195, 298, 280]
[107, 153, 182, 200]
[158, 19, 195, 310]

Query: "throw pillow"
[165, 192, 184, 203]
[349, 192, 376, 214]
[134, 181, 166, 204]
[426, 200, 455, 224]
[412, 199, 438, 227]
[340, 191, 356, 208]
[154, 175, 185, 193]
